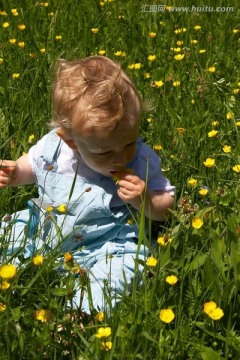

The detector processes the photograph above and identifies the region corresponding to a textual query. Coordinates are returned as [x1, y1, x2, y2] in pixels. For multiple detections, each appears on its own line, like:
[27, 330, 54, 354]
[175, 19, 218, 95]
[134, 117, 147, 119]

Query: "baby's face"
[72, 117, 139, 177]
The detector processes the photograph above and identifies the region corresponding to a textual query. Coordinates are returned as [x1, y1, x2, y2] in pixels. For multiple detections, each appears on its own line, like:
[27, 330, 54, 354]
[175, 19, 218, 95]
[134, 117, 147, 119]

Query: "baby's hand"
[0, 160, 16, 188]
[117, 173, 145, 206]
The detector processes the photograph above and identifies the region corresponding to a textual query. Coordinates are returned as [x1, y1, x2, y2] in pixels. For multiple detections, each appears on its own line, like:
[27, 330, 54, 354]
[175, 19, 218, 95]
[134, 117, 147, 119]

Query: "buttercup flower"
[55, 35, 62, 40]
[146, 256, 158, 267]
[32, 255, 43, 266]
[212, 121, 219, 126]
[173, 81, 180, 87]
[173, 47, 181, 52]
[222, 145, 231, 153]
[17, 24, 26, 30]
[159, 308, 175, 323]
[28, 134, 35, 143]
[188, 178, 197, 186]
[157, 235, 172, 246]
[233, 89, 239, 94]
[176, 128, 186, 134]
[35, 309, 52, 322]
[154, 80, 164, 87]
[144, 72, 151, 79]
[57, 204, 67, 213]
[199, 187, 209, 196]
[174, 54, 185, 61]
[149, 32, 156, 38]
[192, 217, 203, 229]
[0, 281, 11, 290]
[0, 58, 3, 65]
[95, 327, 112, 339]
[101, 341, 112, 351]
[226, 112, 233, 119]
[91, 28, 99, 33]
[9, 38, 16, 44]
[166, 275, 178, 285]
[11, 9, 18, 16]
[3, 22, 10, 28]
[194, 25, 201, 30]
[0, 264, 16, 279]
[176, 40, 183, 45]
[45, 205, 54, 212]
[95, 311, 104, 322]
[98, 50, 106, 55]
[0, 303, 6, 312]
[12, 73, 20, 79]
[18, 41, 25, 48]
[153, 144, 162, 151]
[208, 66, 216, 73]
[203, 301, 224, 320]
[40, 48, 46, 54]
[203, 158, 215, 168]
[148, 54, 156, 61]
[232, 165, 240, 173]
[199, 49, 206, 53]
[208, 130, 218, 137]
[64, 252, 73, 262]
[191, 39, 198, 44]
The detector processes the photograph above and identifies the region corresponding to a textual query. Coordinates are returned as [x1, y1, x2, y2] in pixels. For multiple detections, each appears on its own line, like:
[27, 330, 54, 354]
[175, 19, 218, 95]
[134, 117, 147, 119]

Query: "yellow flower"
[153, 144, 162, 151]
[95, 311, 104, 322]
[91, 28, 99, 33]
[211, 121, 219, 126]
[191, 39, 198, 44]
[166, 275, 178, 285]
[222, 145, 231, 153]
[17, 24, 26, 30]
[203, 301, 224, 320]
[173, 81, 180, 87]
[11, 9, 18, 16]
[192, 217, 203, 229]
[134, 63, 141, 69]
[226, 112, 233, 119]
[9, 38, 16, 44]
[0, 281, 11, 290]
[0, 303, 7, 312]
[157, 235, 172, 246]
[3, 22, 10, 28]
[57, 204, 67, 213]
[208, 66, 216, 73]
[146, 256, 158, 267]
[176, 40, 183, 46]
[199, 188, 209, 196]
[35, 309, 52, 322]
[194, 25, 201, 30]
[176, 127, 186, 134]
[18, 41, 25, 48]
[233, 89, 239, 94]
[12, 73, 20, 79]
[203, 158, 215, 168]
[199, 49, 206, 53]
[0, 58, 3, 65]
[40, 48, 46, 54]
[144, 72, 151, 79]
[45, 205, 54, 212]
[127, 218, 134, 225]
[55, 35, 62, 40]
[173, 47, 181, 52]
[188, 178, 197, 186]
[64, 252, 73, 262]
[98, 50, 106, 55]
[232, 165, 240, 173]
[236, 121, 240, 127]
[147, 117, 152, 122]
[191, 99, 195, 104]
[154, 80, 164, 87]
[32, 255, 43, 266]
[28, 134, 35, 143]
[95, 327, 112, 339]
[159, 308, 175, 323]
[174, 54, 185, 61]
[0, 264, 16, 279]
[101, 341, 112, 351]
[233, 29, 239, 34]
[43, 2, 49, 6]
[149, 32, 156, 38]
[148, 54, 156, 61]
[208, 130, 218, 137]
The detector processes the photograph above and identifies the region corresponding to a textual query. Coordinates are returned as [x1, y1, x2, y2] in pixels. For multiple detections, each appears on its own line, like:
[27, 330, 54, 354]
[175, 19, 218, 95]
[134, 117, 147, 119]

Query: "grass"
[0, 0, 240, 359]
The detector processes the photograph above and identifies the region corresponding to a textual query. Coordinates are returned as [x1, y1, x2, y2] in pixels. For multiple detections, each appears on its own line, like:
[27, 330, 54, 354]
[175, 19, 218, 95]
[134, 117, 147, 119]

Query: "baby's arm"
[0, 154, 35, 188]
[117, 174, 174, 221]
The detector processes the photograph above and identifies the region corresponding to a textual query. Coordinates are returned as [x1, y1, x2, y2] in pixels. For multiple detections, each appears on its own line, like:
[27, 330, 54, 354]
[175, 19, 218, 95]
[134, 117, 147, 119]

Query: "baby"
[0, 56, 175, 313]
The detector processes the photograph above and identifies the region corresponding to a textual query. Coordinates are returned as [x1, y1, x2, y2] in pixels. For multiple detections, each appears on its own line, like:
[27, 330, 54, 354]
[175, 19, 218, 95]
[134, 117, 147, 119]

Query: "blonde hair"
[50, 56, 142, 135]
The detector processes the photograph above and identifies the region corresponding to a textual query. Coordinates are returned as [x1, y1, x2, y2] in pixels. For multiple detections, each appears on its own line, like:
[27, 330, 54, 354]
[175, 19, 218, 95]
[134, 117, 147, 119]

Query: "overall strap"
[42, 130, 63, 164]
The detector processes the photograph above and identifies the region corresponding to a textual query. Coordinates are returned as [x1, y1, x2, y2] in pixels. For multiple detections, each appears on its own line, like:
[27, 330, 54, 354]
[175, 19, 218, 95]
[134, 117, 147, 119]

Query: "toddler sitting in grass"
[0, 55, 175, 313]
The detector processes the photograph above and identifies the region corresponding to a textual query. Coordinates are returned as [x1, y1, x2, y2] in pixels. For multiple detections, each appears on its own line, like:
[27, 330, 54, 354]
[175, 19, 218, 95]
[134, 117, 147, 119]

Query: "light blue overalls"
[0, 131, 148, 313]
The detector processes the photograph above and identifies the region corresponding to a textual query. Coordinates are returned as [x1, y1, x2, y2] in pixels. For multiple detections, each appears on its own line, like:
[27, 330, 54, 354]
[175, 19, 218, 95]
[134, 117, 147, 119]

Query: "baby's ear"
[55, 128, 78, 151]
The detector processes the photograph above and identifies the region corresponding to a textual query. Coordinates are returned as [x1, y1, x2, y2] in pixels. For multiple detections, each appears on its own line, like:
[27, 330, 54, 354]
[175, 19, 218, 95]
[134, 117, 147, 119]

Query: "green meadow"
[0, 0, 240, 359]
